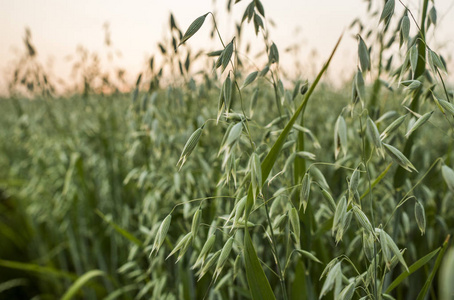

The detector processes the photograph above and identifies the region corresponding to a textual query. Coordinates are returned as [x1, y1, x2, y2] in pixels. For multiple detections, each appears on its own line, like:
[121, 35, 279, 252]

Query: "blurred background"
[1, 0, 453, 95]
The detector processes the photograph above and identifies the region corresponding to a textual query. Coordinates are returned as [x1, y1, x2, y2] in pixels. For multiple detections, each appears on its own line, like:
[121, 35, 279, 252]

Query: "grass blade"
[0, 259, 76, 280]
[61, 270, 105, 300]
[416, 235, 451, 300]
[244, 230, 276, 300]
[96, 210, 142, 246]
[247, 34, 343, 217]
[385, 246, 441, 293]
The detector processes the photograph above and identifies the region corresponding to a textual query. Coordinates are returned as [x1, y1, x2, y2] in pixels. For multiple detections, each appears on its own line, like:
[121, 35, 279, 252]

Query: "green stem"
[393, 0, 430, 188]
[264, 198, 288, 300]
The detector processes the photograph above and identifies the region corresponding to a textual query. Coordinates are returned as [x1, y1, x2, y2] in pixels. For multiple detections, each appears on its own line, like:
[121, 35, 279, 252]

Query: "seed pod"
[366, 117, 384, 157]
[363, 230, 375, 262]
[409, 45, 418, 75]
[442, 165, 454, 191]
[333, 196, 347, 235]
[379, 0, 395, 24]
[191, 208, 202, 238]
[300, 81, 309, 95]
[335, 209, 352, 244]
[273, 213, 288, 232]
[217, 83, 225, 123]
[437, 98, 454, 116]
[380, 114, 407, 140]
[296, 249, 322, 264]
[400, 14, 410, 44]
[405, 111, 433, 138]
[198, 250, 221, 280]
[259, 65, 269, 77]
[214, 236, 234, 280]
[166, 232, 193, 260]
[192, 234, 216, 269]
[241, 71, 258, 89]
[269, 42, 279, 64]
[383, 143, 417, 172]
[179, 13, 209, 46]
[177, 234, 194, 262]
[379, 229, 392, 269]
[151, 214, 172, 256]
[338, 281, 355, 300]
[349, 168, 360, 194]
[402, 211, 410, 235]
[289, 207, 300, 246]
[310, 166, 330, 191]
[320, 261, 342, 297]
[300, 173, 311, 212]
[225, 122, 243, 147]
[177, 127, 204, 170]
[383, 230, 408, 271]
[428, 49, 446, 73]
[321, 189, 337, 212]
[223, 75, 232, 109]
[221, 39, 234, 72]
[233, 254, 241, 280]
[352, 205, 374, 235]
[429, 6, 437, 25]
[415, 200, 426, 235]
[355, 69, 366, 102]
[334, 115, 348, 159]
[296, 151, 316, 161]
[249, 88, 259, 116]
[233, 196, 247, 230]
[357, 35, 370, 73]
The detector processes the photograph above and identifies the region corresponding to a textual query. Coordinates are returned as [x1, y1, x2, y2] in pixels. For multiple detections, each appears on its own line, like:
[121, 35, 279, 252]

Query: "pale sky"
[1, 0, 453, 95]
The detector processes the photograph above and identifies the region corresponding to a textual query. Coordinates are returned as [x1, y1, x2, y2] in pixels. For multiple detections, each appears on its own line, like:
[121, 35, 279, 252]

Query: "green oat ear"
[357, 35, 370, 73]
[177, 126, 204, 170]
[151, 214, 172, 256]
[441, 164, 454, 191]
[179, 13, 209, 46]
[379, 0, 395, 24]
[383, 142, 417, 172]
[414, 200, 426, 235]
[62, 270, 106, 300]
[241, 71, 258, 89]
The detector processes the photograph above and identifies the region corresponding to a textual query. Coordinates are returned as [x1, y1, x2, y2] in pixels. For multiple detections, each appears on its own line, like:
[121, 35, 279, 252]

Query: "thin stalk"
[393, 0, 430, 188]
[359, 111, 378, 300]
[264, 197, 288, 300]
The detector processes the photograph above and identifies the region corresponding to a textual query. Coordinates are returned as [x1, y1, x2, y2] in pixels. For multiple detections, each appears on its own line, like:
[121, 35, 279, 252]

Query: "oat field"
[1, 0, 454, 299]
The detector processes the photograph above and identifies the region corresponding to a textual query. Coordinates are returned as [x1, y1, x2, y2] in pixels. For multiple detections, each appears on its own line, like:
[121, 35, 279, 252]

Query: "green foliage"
[1, 0, 453, 299]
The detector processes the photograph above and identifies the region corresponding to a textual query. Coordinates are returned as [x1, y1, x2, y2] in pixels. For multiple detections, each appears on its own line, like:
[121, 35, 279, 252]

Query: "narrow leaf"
[244, 230, 276, 300]
[386, 246, 441, 293]
[62, 270, 105, 300]
[416, 236, 450, 300]
[96, 210, 142, 246]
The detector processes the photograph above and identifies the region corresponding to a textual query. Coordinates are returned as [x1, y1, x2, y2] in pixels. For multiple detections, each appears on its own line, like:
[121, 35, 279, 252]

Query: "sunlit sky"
[1, 0, 454, 95]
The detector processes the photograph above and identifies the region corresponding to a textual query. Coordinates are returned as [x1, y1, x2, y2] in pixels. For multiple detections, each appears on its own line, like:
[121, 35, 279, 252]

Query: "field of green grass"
[1, 0, 454, 299]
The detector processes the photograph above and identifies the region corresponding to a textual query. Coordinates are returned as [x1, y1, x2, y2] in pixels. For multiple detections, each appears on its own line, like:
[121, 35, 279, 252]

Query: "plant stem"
[264, 197, 288, 300]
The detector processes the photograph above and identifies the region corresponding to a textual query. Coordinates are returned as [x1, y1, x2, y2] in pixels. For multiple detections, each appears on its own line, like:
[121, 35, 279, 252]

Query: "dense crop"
[1, 0, 454, 299]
